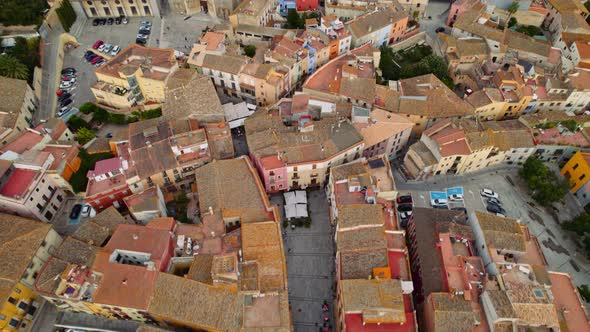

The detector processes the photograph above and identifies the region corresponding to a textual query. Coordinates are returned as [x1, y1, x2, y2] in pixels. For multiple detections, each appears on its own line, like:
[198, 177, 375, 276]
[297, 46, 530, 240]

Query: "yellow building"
[92, 44, 178, 111]
[561, 151, 590, 193]
[0, 214, 63, 331]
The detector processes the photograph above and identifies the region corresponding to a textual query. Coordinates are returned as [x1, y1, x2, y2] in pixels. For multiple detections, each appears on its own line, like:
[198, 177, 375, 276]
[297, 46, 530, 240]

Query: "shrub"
[76, 128, 95, 145]
[0, 0, 48, 26]
[79, 102, 99, 114]
[55, 0, 76, 32]
[67, 115, 90, 131]
[244, 45, 256, 58]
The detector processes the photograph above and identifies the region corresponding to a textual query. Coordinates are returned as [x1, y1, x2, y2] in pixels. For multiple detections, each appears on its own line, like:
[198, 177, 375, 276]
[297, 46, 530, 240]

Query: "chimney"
[133, 234, 139, 240]
[122, 279, 128, 285]
[208, 206, 213, 215]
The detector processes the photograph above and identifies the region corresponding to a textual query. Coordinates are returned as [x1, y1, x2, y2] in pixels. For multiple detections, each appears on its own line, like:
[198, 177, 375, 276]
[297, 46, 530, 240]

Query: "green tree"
[561, 119, 578, 132]
[0, 55, 29, 80]
[76, 128, 96, 145]
[507, 1, 519, 14]
[508, 17, 518, 28]
[79, 102, 99, 114]
[378, 45, 400, 81]
[244, 45, 257, 58]
[55, 0, 77, 32]
[519, 156, 568, 205]
[92, 108, 108, 123]
[516, 25, 542, 36]
[287, 9, 303, 29]
[0, 0, 48, 26]
[563, 213, 590, 234]
[67, 115, 89, 131]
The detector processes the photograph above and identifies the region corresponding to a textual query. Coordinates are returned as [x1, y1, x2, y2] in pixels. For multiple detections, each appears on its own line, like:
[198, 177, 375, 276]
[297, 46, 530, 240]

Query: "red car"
[92, 40, 104, 49]
[91, 56, 103, 64]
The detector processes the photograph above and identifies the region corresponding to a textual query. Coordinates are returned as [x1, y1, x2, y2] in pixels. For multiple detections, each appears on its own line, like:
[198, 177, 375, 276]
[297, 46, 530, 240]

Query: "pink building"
[447, 0, 481, 26]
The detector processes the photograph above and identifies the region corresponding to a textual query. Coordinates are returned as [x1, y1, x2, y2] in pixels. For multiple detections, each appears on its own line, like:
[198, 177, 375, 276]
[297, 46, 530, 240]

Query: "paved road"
[392, 164, 590, 286]
[37, 24, 64, 124]
[271, 190, 335, 332]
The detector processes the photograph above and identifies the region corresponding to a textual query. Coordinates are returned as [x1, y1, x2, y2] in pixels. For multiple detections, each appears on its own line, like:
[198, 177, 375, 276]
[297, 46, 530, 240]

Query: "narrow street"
[37, 24, 64, 124]
[271, 190, 335, 332]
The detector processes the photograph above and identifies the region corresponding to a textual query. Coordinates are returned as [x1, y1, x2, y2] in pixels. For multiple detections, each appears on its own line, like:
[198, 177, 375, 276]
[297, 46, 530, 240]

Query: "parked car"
[70, 204, 82, 219]
[431, 198, 448, 206]
[397, 203, 413, 212]
[92, 40, 104, 49]
[396, 195, 413, 204]
[60, 98, 73, 107]
[449, 194, 464, 201]
[58, 92, 72, 101]
[57, 106, 70, 116]
[115, 16, 122, 24]
[107, 18, 114, 25]
[106, 133, 113, 138]
[61, 67, 76, 75]
[135, 38, 147, 46]
[98, 18, 107, 25]
[140, 20, 152, 27]
[97, 43, 107, 52]
[91, 56, 103, 64]
[62, 77, 76, 83]
[139, 29, 151, 36]
[487, 197, 501, 206]
[81, 205, 92, 217]
[86, 53, 98, 62]
[92, 18, 100, 26]
[59, 81, 73, 89]
[486, 204, 505, 214]
[435, 27, 445, 33]
[480, 188, 499, 199]
[399, 211, 412, 226]
[104, 44, 113, 53]
[95, 59, 106, 67]
[122, 17, 129, 24]
[111, 45, 121, 56]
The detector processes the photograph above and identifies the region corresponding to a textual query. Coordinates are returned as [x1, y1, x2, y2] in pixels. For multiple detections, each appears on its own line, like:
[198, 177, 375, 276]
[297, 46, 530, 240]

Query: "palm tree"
[0, 55, 29, 80]
[507, 1, 520, 14]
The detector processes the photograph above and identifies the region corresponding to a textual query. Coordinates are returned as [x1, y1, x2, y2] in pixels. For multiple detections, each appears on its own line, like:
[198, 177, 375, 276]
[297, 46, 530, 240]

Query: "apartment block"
[561, 151, 590, 208]
[0, 77, 35, 147]
[123, 186, 167, 224]
[317, 15, 352, 59]
[543, 0, 590, 73]
[92, 44, 178, 111]
[77, 0, 161, 17]
[326, 156, 416, 331]
[403, 119, 535, 180]
[345, 6, 409, 48]
[376, 74, 475, 136]
[245, 98, 364, 193]
[86, 118, 219, 212]
[406, 208, 487, 330]
[36, 157, 291, 331]
[229, 0, 277, 27]
[351, 107, 413, 160]
[0, 214, 62, 332]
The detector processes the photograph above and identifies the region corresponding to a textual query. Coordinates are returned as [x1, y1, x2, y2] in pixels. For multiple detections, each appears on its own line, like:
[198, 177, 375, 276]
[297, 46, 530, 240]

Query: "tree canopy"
[0, 0, 48, 26]
[507, 1, 519, 14]
[244, 45, 257, 58]
[76, 128, 96, 145]
[0, 55, 29, 80]
[519, 156, 568, 205]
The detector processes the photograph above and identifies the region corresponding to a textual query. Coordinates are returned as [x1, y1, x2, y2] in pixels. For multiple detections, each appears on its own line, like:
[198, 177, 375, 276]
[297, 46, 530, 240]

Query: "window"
[44, 211, 53, 220]
[8, 318, 19, 328]
[8, 297, 17, 305]
[573, 163, 579, 170]
[580, 174, 586, 181]
[36, 203, 43, 212]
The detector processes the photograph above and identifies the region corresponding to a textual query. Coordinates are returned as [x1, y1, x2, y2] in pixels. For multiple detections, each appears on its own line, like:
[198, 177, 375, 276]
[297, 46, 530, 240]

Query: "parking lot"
[60, 12, 220, 113]
[393, 166, 590, 286]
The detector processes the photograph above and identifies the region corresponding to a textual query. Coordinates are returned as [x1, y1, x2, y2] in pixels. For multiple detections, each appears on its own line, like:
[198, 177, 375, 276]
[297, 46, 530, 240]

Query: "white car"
[59, 81, 73, 89]
[431, 198, 448, 206]
[140, 20, 152, 27]
[62, 77, 76, 84]
[81, 205, 93, 217]
[97, 44, 107, 52]
[449, 194, 464, 201]
[480, 188, 499, 199]
[111, 45, 120, 56]
[57, 106, 70, 116]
